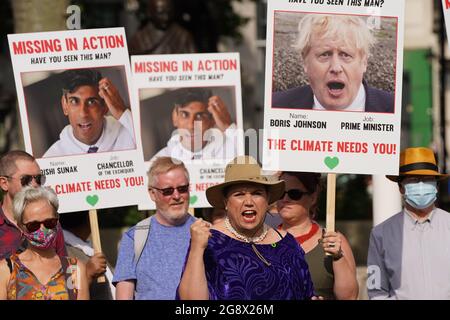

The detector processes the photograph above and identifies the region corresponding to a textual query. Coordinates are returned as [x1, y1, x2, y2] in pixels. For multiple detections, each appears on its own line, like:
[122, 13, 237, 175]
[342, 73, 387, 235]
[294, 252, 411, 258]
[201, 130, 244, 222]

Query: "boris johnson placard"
[263, 0, 404, 175]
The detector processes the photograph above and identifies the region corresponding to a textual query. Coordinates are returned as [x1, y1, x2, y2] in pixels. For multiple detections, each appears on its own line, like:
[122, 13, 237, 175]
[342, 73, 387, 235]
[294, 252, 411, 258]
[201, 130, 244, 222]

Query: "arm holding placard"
[321, 229, 358, 299]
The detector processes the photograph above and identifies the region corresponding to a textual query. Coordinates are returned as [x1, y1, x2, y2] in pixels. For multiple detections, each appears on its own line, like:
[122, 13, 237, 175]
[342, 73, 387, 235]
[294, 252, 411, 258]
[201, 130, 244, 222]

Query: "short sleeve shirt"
[0, 207, 23, 260]
[113, 215, 195, 300]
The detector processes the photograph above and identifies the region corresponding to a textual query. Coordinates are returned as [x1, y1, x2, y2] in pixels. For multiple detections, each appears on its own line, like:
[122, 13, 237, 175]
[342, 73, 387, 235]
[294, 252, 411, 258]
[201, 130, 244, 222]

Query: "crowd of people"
[0, 0, 441, 303]
[1, 146, 449, 300]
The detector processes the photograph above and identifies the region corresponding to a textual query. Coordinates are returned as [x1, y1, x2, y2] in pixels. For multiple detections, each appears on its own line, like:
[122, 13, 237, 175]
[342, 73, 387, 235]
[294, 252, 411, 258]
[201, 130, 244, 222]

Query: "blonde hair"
[294, 14, 375, 60]
[147, 157, 189, 187]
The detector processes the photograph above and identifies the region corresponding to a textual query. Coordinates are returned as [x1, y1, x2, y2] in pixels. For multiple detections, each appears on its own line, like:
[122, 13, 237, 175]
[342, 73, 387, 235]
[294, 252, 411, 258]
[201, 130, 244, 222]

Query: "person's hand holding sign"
[320, 229, 344, 260]
[86, 252, 108, 283]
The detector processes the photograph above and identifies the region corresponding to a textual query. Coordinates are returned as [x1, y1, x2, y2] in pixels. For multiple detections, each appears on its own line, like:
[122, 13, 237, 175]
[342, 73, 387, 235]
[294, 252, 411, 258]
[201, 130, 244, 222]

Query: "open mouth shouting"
[327, 80, 345, 97]
[242, 210, 257, 223]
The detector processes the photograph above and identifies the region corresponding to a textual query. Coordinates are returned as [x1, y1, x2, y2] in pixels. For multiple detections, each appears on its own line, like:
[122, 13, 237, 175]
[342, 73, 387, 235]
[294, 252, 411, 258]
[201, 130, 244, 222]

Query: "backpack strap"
[133, 216, 152, 265]
[5, 257, 12, 273]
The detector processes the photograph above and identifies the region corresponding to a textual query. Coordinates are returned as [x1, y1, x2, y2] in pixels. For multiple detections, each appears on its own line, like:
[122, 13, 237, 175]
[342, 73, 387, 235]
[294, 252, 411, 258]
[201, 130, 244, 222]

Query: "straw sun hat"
[205, 156, 285, 209]
[386, 147, 449, 182]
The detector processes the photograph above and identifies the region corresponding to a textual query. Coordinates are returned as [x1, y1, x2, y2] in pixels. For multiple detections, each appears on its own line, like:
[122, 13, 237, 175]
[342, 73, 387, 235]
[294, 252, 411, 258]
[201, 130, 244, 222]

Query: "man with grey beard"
[113, 157, 195, 299]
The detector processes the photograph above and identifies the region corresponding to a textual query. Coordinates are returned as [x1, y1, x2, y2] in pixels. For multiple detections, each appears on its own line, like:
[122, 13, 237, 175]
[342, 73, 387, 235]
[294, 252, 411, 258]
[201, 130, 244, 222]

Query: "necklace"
[225, 217, 268, 243]
[224, 217, 271, 267]
[296, 222, 319, 244]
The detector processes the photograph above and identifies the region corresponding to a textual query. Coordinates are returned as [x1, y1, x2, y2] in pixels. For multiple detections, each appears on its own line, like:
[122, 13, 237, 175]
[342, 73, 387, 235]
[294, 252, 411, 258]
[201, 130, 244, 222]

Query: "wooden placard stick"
[325, 173, 336, 255]
[188, 207, 195, 216]
[88, 209, 106, 283]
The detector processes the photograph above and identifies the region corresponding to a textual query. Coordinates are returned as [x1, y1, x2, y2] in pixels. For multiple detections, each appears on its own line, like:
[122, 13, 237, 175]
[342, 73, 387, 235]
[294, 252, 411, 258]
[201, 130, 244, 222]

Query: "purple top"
[201, 229, 314, 300]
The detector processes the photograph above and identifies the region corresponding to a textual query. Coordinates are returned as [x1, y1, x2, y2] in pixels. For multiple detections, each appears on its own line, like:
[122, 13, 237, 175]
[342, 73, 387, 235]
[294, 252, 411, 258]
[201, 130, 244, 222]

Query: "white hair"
[12, 186, 59, 224]
[147, 156, 189, 187]
[294, 14, 375, 60]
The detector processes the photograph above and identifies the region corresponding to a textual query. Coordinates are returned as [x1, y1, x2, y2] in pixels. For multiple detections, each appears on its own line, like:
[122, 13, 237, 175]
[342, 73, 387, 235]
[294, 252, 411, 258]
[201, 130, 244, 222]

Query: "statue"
[129, 0, 197, 55]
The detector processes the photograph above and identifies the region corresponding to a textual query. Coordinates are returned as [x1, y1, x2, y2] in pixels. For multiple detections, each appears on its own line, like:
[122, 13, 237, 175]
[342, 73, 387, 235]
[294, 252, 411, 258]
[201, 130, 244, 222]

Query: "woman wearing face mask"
[277, 172, 358, 300]
[0, 186, 89, 300]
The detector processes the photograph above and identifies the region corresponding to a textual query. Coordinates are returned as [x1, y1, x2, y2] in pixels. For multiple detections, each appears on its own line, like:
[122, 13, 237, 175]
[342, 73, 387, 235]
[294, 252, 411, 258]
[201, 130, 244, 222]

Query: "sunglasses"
[3, 174, 46, 187]
[24, 217, 58, 233]
[282, 189, 310, 201]
[151, 184, 190, 196]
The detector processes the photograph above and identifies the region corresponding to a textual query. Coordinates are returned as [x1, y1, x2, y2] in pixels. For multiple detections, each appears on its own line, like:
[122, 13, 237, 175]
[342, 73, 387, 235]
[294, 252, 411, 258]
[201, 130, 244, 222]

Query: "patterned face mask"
[22, 225, 57, 249]
[404, 180, 438, 210]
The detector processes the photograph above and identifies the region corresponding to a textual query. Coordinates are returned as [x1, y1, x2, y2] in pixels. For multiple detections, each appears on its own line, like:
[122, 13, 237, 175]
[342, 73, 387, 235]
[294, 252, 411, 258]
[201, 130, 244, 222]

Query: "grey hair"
[294, 14, 375, 60]
[12, 186, 59, 224]
[147, 156, 190, 187]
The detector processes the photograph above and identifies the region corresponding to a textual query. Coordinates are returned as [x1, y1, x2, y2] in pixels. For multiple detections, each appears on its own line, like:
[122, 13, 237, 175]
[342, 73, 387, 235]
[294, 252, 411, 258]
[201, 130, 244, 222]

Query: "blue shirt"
[113, 215, 195, 300]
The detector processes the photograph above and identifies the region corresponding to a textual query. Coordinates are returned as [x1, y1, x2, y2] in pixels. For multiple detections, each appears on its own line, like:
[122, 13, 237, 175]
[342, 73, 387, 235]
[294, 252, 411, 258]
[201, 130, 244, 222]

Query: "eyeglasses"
[23, 217, 58, 233]
[3, 174, 46, 187]
[150, 184, 190, 196]
[282, 189, 310, 201]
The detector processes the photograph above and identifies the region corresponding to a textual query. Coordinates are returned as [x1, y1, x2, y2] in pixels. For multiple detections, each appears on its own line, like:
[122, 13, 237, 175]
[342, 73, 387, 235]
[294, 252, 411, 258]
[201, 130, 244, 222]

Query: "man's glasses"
[150, 184, 190, 196]
[24, 217, 58, 233]
[3, 174, 46, 187]
[282, 189, 310, 201]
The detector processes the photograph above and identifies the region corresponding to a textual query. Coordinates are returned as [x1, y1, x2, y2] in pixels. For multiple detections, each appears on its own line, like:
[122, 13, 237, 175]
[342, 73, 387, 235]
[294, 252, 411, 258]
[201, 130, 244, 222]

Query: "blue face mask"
[403, 180, 437, 210]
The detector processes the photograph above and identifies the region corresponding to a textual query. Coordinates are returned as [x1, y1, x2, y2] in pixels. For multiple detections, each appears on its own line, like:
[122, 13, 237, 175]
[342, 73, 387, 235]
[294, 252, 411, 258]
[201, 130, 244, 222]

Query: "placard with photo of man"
[22, 67, 135, 158]
[132, 53, 244, 209]
[263, 0, 404, 175]
[272, 13, 395, 113]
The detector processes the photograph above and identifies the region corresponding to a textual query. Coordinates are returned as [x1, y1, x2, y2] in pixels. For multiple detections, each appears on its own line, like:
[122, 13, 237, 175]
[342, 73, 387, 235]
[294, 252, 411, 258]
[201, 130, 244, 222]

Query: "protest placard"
[8, 28, 148, 213]
[131, 53, 244, 209]
[263, 0, 404, 175]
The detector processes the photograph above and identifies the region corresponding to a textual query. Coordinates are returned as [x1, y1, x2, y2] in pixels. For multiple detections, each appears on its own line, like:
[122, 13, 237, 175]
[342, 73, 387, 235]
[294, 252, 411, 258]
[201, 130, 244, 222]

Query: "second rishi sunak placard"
[131, 53, 244, 209]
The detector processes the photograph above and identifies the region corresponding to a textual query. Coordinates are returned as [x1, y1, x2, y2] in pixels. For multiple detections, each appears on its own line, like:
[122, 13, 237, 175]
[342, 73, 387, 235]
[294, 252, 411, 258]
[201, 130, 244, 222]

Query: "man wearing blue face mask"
[367, 147, 450, 300]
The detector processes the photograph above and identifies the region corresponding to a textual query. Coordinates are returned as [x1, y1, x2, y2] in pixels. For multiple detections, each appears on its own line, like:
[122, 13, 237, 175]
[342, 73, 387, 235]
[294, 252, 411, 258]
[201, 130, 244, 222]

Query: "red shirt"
[0, 205, 67, 259]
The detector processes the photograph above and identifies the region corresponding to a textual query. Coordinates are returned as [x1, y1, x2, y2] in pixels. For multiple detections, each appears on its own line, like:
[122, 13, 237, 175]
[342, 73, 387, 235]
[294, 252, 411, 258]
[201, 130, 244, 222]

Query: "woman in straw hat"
[277, 172, 358, 300]
[178, 156, 314, 300]
[368, 147, 450, 299]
